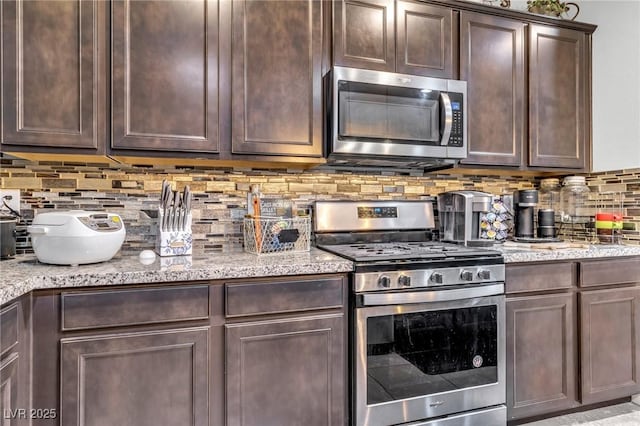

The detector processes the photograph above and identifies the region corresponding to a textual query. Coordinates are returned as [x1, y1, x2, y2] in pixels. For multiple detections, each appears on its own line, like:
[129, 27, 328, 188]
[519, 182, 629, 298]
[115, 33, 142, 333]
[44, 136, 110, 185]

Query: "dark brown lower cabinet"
[1, 298, 31, 426]
[506, 293, 578, 421]
[506, 258, 640, 423]
[579, 286, 640, 405]
[226, 314, 345, 426]
[60, 327, 210, 426]
[1, 353, 20, 425]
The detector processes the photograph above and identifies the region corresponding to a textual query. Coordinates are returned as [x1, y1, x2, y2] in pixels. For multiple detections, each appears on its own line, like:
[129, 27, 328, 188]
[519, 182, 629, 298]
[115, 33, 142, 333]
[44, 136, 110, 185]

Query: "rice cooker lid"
[32, 210, 121, 226]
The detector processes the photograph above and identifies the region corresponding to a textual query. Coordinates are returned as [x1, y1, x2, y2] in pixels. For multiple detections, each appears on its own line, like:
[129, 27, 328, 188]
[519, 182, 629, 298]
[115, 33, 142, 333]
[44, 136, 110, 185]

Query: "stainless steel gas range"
[314, 201, 506, 426]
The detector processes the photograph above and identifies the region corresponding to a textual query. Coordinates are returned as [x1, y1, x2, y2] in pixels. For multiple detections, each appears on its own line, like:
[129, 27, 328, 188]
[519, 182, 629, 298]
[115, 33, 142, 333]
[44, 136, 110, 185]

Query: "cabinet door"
[529, 25, 588, 169]
[396, 1, 455, 79]
[1, 354, 20, 426]
[460, 12, 525, 166]
[506, 293, 578, 420]
[334, 0, 395, 72]
[580, 287, 640, 405]
[226, 314, 345, 426]
[60, 327, 209, 426]
[231, 0, 323, 157]
[1, 0, 105, 152]
[1, 300, 31, 426]
[111, 0, 219, 153]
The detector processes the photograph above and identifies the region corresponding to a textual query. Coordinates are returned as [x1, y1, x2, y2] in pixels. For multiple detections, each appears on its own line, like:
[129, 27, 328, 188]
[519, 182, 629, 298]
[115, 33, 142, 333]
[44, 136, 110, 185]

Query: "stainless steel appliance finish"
[315, 200, 435, 233]
[314, 200, 506, 426]
[354, 293, 505, 426]
[437, 191, 493, 246]
[353, 263, 505, 293]
[326, 67, 467, 169]
[404, 406, 506, 426]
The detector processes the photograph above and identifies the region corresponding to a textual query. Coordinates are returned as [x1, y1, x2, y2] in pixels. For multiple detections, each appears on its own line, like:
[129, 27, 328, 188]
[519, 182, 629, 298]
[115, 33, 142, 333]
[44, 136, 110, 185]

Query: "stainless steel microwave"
[326, 66, 467, 169]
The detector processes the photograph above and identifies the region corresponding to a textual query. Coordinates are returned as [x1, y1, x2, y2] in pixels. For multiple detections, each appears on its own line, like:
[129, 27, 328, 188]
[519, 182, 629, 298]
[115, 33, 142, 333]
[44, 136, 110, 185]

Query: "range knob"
[398, 275, 411, 287]
[378, 275, 391, 288]
[430, 272, 444, 284]
[460, 270, 474, 281]
[477, 269, 491, 280]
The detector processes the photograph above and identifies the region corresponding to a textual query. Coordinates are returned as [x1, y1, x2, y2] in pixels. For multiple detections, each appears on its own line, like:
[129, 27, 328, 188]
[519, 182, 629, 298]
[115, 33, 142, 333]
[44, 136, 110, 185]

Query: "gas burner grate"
[318, 241, 502, 263]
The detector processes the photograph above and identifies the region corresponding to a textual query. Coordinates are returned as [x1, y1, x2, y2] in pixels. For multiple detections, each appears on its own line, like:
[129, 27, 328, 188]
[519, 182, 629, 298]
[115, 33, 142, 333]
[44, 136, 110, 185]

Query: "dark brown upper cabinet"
[460, 12, 525, 167]
[334, 0, 455, 78]
[461, 18, 591, 171]
[1, 0, 106, 154]
[111, 0, 220, 153]
[231, 0, 324, 157]
[334, 0, 395, 72]
[396, 0, 457, 78]
[529, 25, 589, 169]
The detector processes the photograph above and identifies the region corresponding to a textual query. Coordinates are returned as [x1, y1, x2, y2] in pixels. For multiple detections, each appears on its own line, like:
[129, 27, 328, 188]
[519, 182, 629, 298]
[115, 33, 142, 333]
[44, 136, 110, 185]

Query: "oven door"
[353, 285, 505, 426]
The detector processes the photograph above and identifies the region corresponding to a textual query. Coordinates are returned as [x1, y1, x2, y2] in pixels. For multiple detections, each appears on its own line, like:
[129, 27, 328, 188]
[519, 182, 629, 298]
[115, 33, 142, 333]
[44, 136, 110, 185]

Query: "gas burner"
[318, 241, 501, 263]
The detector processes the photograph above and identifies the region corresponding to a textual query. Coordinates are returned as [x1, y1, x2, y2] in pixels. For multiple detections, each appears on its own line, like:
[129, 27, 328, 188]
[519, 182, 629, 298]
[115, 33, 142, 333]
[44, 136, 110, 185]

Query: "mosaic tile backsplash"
[1, 158, 639, 253]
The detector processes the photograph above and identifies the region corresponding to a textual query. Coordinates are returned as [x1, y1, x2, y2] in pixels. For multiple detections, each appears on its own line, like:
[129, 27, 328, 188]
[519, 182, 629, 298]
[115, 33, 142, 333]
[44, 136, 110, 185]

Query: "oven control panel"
[355, 264, 505, 293]
[357, 206, 398, 219]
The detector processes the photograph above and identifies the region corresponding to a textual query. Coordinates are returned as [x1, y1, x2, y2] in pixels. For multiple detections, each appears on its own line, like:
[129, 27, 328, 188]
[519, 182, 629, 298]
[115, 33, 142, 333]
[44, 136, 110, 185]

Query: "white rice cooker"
[28, 211, 126, 265]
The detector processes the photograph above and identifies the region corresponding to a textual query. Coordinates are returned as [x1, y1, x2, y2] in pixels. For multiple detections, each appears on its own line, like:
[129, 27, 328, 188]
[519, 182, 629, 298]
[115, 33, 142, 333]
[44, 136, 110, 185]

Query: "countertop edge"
[3, 245, 640, 306]
[0, 250, 354, 306]
[500, 246, 640, 263]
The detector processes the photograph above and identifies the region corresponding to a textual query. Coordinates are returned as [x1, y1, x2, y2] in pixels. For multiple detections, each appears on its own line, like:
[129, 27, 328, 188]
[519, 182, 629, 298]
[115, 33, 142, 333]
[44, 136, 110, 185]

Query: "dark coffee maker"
[513, 190, 538, 238]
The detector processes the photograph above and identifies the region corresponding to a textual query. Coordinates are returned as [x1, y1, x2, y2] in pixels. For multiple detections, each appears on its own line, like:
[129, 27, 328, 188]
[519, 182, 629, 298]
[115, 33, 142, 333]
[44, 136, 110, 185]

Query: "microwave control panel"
[447, 92, 464, 147]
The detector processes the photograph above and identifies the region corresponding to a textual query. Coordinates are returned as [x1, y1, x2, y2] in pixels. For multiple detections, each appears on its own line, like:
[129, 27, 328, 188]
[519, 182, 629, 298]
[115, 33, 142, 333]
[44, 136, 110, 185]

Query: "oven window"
[366, 305, 498, 404]
[338, 81, 441, 143]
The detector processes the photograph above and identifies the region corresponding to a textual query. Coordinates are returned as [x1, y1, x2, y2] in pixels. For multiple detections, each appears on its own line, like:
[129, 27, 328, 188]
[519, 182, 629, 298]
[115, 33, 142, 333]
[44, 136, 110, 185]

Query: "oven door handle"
[360, 283, 504, 306]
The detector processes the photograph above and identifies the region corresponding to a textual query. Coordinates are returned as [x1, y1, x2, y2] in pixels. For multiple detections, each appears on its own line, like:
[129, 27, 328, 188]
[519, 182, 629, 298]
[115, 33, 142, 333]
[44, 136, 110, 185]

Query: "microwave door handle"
[440, 92, 453, 146]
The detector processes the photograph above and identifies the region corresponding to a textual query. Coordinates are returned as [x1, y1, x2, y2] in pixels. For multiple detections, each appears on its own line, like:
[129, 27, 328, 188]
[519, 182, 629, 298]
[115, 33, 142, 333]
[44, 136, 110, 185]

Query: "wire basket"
[243, 216, 311, 255]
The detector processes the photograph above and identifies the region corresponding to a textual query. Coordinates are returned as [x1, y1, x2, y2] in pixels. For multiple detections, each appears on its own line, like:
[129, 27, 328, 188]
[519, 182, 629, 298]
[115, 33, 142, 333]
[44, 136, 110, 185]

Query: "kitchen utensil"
[252, 194, 262, 250]
[0, 216, 17, 259]
[161, 180, 172, 231]
[181, 186, 191, 231]
[171, 190, 180, 232]
[27, 211, 126, 265]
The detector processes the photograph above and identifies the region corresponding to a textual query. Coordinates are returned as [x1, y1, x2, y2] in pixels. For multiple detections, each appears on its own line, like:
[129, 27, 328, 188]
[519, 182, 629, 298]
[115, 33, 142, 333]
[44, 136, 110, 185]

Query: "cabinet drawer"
[580, 257, 640, 287]
[225, 276, 345, 318]
[506, 263, 576, 294]
[0, 303, 19, 357]
[61, 285, 210, 331]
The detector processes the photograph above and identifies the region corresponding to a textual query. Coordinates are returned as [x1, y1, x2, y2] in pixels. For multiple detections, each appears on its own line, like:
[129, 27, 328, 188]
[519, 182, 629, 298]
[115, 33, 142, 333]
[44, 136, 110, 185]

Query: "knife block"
[156, 209, 193, 256]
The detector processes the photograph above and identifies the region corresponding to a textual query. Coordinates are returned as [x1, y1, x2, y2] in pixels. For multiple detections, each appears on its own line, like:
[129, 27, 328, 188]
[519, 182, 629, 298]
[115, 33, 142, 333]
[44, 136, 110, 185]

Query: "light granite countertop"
[495, 243, 640, 264]
[3, 244, 640, 306]
[0, 248, 353, 306]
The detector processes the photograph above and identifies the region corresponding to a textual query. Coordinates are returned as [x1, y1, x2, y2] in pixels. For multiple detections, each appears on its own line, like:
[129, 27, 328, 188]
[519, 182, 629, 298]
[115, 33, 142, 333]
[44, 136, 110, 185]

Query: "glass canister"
[560, 176, 591, 223]
[539, 178, 561, 220]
